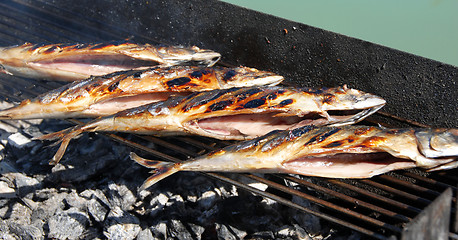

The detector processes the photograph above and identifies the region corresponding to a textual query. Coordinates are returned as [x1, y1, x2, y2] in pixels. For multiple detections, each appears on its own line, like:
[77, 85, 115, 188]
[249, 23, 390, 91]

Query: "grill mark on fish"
[108, 81, 120, 92]
[243, 99, 266, 108]
[223, 70, 237, 81]
[278, 99, 294, 107]
[190, 70, 203, 79]
[265, 92, 278, 100]
[166, 77, 192, 88]
[206, 100, 234, 112]
[235, 88, 263, 101]
[44, 46, 58, 53]
[262, 127, 315, 152]
[304, 128, 341, 146]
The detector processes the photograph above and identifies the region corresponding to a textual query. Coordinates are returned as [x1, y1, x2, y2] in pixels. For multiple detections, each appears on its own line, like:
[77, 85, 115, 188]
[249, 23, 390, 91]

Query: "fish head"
[318, 85, 386, 126]
[216, 67, 284, 88]
[160, 46, 221, 67]
[415, 128, 458, 158]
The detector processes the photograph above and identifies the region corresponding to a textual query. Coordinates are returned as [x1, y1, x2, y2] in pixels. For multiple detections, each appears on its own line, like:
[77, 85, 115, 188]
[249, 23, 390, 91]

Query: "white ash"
[48, 207, 90, 240]
[104, 206, 141, 240]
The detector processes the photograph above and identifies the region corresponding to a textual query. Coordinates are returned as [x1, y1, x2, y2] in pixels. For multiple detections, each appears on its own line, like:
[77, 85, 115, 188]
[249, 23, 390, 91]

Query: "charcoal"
[290, 196, 321, 235]
[215, 223, 247, 240]
[148, 192, 169, 217]
[6, 222, 44, 240]
[47, 207, 90, 240]
[0, 180, 16, 199]
[6, 202, 32, 224]
[64, 191, 89, 210]
[106, 182, 136, 210]
[103, 206, 141, 240]
[7, 132, 32, 147]
[149, 220, 168, 239]
[250, 230, 275, 239]
[168, 219, 194, 239]
[87, 198, 108, 223]
[50, 152, 117, 183]
[13, 173, 41, 198]
[137, 228, 154, 240]
[294, 224, 312, 240]
[197, 190, 220, 210]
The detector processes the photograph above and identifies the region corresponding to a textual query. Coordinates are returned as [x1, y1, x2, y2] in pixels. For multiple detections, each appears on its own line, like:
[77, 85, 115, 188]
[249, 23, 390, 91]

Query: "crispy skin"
[0, 66, 283, 119]
[0, 41, 221, 81]
[131, 125, 458, 190]
[38, 85, 385, 164]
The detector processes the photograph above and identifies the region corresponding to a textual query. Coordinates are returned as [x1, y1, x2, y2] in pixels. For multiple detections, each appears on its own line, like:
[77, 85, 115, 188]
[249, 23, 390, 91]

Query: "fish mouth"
[281, 153, 418, 178]
[30, 54, 160, 77]
[326, 104, 385, 127]
[185, 108, 382, 140]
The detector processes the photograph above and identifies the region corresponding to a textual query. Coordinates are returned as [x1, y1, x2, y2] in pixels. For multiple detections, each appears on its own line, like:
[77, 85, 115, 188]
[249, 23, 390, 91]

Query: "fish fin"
[139, 167, 180, 191]
[129, 152, 173, 169]
[129, 152, 180, 191]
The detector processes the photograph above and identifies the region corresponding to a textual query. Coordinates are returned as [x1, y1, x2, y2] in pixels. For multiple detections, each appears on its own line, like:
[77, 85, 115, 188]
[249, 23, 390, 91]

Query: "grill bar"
[282, 175, 412, 222]
[0, 1, 456, 239]
[327, 179, 423, 214]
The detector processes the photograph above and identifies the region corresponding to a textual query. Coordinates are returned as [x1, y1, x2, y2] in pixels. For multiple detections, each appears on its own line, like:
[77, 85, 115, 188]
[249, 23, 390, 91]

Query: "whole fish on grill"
[0, 41, 221, 81]
[37, 85, 386, 164]
[130, 125, 458, 190]
[0, 66, 283, 119]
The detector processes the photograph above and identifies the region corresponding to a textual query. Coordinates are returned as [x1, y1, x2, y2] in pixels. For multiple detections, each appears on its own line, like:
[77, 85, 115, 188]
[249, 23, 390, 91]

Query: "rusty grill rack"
[0, 0, 457, 239]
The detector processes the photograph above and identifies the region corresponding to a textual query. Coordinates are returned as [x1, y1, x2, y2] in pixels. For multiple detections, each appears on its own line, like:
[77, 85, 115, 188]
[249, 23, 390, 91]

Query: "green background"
[220, 0, 458, 67]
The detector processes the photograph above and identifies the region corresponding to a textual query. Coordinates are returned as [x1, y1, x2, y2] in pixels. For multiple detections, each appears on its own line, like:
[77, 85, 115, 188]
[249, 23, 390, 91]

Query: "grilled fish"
[0, 41, 221, 81]
[130, 125, 458, 190]
[0, 66, 283, 119]
[38, 85, 385, 164]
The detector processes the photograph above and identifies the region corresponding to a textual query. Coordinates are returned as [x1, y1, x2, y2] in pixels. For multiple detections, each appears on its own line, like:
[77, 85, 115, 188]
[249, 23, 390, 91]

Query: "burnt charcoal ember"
[289, 196, 322, 235]
[104, 206, 141, 240]
[137, 228, 154, 240]
[149, 220, 168, 239]
[0, 180, 16, 199]
[167, 219, 194, 239]
[276, 224, 311, 240]
[13, 173, 42, 198]
[87, 198, 109, 223]
[215, 223, 247, 240]
[47, 207, 90, 240]
[106, 182, 137, 211]
[197, 190, 220, 210]
[2, 221, 44, 240]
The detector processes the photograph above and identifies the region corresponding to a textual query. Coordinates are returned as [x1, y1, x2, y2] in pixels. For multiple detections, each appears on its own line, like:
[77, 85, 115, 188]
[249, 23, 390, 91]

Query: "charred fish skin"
[131, 125, 458, 190]
[0, 41, 221, 81]
[39, 85, 384, 164]
[0, 66, 284, 120]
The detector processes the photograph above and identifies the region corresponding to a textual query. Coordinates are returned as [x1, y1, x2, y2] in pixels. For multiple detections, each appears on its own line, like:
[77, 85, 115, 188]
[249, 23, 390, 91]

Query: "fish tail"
[33, 127, 74, 142]
[0, 106, 22, 120]
[36, 125, 86, 165]
[130, 152, 180, 190]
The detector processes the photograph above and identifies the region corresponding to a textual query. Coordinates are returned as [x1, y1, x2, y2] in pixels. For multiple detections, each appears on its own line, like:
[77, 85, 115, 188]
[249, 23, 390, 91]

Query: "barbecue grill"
[0, 0, 457, 239]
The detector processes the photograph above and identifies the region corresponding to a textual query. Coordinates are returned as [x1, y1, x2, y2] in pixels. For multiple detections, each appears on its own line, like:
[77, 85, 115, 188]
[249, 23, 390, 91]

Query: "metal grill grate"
[0, 1, 456, 239]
